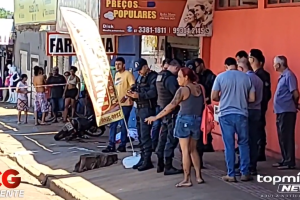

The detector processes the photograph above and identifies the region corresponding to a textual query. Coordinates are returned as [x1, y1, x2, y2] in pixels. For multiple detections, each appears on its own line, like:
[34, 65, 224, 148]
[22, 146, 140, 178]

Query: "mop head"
[122, 152, 141, 169]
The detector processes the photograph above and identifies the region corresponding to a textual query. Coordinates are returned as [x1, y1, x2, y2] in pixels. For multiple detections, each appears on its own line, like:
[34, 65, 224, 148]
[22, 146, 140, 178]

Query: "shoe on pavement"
[133, 156, 144, 169]
[102, 146, 116, 153]
[272, 162, 283, 167]
[222, 175, 237, 182]
[241, 175, 253, 181]
[277, 165, 295, 170]
[138, 160, 154, 171]
[117, 146, 126, 152]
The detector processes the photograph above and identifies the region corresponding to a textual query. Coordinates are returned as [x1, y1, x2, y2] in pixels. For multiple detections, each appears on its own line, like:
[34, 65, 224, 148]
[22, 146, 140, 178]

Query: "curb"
[0, 144, 89, 200]
[0, 133, 116, 200]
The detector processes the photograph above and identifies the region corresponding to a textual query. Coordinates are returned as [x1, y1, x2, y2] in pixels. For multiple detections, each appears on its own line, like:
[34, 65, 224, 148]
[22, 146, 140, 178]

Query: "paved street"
[0, 155, 63, 200]
[0, 104, 299, 200]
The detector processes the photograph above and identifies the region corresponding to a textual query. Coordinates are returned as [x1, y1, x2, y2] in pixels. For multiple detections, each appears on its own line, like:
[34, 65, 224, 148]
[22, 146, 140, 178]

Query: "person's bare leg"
[53, 112, 57, 122]
[176, 138, 192, 187]
[41, 112, 46, 124]
[63, 98, 70, 122]
[24, 111, 28, 124]
[17, 111, 21, 124]
[71, 99, 75, 118]
[190, 138, 204, 183]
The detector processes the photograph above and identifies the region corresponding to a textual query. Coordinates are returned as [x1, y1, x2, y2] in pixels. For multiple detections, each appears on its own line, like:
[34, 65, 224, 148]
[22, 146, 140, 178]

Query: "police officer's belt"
[137, 102, 150, 108]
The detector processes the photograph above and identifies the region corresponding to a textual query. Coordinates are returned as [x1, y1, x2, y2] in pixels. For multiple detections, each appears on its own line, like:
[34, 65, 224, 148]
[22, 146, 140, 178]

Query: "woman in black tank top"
[145, 67, 205, 187]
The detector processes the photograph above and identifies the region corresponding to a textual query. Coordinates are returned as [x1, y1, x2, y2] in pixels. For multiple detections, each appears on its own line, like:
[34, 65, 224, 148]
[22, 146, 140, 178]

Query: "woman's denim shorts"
[174, 114, 202, 140]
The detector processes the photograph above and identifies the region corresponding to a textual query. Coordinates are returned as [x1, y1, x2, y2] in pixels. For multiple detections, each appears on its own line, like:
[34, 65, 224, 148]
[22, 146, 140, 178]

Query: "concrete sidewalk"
[0, 105, 298, 200]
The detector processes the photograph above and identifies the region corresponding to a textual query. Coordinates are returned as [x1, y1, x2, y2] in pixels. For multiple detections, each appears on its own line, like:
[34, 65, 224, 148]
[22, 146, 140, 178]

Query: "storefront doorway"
[166, 36, 200, 62]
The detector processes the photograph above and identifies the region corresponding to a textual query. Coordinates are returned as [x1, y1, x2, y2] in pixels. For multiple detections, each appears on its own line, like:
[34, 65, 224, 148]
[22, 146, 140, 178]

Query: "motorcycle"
[54, 115, 106, 141]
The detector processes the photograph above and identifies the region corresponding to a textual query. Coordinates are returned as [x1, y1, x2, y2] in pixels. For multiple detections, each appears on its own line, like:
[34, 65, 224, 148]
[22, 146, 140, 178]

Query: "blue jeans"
[219, 114, 250, 177]
[50, 98, 64, 113]
[109, 106, 132, 147]
[151, 106, 161, 149]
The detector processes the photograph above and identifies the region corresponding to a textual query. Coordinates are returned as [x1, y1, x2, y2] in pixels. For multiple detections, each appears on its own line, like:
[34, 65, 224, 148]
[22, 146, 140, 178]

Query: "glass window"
[217, 0, 258, 8]
[267, 0, 300, 4]
[268, 0, 278, 4]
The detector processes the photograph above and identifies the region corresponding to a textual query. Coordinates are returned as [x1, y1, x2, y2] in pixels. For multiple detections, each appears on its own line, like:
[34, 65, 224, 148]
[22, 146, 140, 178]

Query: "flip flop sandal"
[175, 182, 192, 188]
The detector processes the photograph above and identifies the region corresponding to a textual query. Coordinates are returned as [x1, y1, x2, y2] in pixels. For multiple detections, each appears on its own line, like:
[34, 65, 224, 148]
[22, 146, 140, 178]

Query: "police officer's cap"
[185, 60, 197, 71]
[134, 58, 148, 71]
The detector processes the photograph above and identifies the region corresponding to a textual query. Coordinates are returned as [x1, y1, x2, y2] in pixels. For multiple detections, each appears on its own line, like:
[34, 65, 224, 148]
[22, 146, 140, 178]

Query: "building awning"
[0, 19, 14, 45]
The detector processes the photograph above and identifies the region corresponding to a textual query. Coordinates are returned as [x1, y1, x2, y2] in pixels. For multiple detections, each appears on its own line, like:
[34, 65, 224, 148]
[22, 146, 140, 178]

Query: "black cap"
[224, 57, 237, 66]
[134, 58, 148, 71]
[194, 58, 204, 65]
[185, 60, 197, 71]
[249, 49, 264, 62]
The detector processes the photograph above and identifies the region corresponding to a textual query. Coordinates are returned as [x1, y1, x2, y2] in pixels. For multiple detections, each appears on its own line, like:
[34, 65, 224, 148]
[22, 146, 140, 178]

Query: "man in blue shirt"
[273, 55, 299, 170]
[211, 57, 255, 182]
[238, 60, 263, 175]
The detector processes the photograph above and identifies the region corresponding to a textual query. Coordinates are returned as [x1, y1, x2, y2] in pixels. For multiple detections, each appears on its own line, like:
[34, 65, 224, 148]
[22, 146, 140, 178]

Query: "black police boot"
[157, 157, 164, 173]
[132, 152, 144, 169]
[164, 157, 183, 175]
[138, 157, 154, 171]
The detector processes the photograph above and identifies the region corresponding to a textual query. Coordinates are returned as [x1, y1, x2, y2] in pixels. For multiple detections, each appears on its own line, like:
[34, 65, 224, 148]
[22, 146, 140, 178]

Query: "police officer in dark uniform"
[126, 58, 158, 171]
[249, 49, 271, 161]
[156, 59, 183, 175]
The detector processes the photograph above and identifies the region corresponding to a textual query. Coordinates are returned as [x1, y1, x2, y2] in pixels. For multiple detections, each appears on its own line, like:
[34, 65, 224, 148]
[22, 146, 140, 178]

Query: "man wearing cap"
[126, 58, 158, 171]
[194, 58, 216, 104]
[249, 49, 271, 162]
[211, 57, 255, 182]
[237, 61, 263, 175]
[155, 59, 183, 175]
[46, 67, 66, 122]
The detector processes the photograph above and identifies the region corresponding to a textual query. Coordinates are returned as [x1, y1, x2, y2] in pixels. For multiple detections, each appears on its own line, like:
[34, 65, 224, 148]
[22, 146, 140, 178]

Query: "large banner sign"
[60, 7, 123, 126]
[99, 0, 214, 37]
[14, 0, 57, 25]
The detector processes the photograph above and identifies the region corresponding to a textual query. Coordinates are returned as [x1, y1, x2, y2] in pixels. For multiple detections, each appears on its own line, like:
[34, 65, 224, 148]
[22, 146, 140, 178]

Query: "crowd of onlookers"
[16, 66, 83, 125]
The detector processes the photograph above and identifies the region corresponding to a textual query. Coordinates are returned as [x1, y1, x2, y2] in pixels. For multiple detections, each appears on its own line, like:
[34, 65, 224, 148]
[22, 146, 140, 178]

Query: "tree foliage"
[0, 8, 13, 19]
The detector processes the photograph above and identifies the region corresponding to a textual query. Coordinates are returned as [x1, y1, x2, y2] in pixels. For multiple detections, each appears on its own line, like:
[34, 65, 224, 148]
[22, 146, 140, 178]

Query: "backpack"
[199, 84, 214, 145]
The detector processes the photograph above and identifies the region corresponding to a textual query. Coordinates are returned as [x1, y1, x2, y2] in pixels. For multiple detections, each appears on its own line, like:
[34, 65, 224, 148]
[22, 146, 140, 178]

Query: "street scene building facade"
[0, 0, 299, 199]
